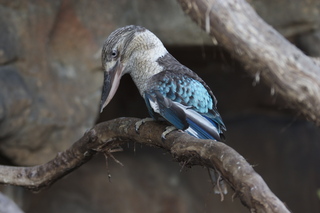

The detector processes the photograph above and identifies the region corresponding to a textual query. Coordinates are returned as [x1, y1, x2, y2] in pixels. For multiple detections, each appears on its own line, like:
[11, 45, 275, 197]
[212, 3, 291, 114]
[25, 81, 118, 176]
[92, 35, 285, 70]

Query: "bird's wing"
[156, 54, 226, 131]
[145, 91, 222, 140]
[179, 67, 226, 132]
[145, 70, 224, 140]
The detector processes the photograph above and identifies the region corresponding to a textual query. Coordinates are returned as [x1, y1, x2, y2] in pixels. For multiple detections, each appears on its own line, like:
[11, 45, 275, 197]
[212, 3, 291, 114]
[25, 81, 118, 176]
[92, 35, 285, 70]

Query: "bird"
[100, 25, 227, 194]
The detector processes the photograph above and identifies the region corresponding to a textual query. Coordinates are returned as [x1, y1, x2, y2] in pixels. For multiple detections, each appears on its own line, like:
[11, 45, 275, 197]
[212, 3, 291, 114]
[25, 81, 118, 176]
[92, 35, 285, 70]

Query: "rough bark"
[0, 118, 289, 213]
[176, 0, 320, 126]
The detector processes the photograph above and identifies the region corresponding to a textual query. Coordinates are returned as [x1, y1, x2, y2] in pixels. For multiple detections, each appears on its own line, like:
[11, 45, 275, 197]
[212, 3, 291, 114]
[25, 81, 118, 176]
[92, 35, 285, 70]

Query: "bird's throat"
[129, 50, 168, 96]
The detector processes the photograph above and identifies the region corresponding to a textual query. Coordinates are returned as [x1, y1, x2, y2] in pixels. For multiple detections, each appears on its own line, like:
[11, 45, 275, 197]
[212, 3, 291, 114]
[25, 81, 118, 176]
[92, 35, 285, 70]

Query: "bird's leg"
[135, 117, 154, 133]
[161, 126, 178, 141]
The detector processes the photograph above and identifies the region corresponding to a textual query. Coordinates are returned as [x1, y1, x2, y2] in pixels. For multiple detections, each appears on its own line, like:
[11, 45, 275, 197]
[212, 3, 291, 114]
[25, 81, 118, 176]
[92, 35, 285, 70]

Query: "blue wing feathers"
[186, 118, 217, 140]
[145, 91, 224, 141]
[145, 92, 187, 130]
[145, 70, 226, 141]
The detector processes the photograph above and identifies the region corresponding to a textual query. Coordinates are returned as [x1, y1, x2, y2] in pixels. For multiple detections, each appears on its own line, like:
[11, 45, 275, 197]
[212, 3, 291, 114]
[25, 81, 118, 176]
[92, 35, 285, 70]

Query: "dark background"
[0, 0, 320, 212]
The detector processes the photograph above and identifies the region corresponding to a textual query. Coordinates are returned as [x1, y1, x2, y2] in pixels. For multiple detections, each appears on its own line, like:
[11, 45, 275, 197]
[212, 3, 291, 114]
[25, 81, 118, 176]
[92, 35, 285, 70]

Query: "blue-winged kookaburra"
[100, 25, 227, 194]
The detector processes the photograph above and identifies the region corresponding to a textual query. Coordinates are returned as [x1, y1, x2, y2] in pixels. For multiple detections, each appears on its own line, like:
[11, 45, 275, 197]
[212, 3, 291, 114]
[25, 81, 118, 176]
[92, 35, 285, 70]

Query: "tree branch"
[0, 117, 289, 212]
[177, 0, 320, 125]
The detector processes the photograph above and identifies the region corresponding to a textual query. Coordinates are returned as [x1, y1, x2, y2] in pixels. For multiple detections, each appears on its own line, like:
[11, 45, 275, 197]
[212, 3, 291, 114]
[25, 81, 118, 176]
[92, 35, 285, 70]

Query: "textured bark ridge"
[0, 118, 289, 212]
[177, 0, 320, 126]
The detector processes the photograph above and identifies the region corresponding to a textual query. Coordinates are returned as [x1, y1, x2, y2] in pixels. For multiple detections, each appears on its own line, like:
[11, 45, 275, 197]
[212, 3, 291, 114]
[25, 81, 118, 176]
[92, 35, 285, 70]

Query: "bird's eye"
[111, 49, 118, 58]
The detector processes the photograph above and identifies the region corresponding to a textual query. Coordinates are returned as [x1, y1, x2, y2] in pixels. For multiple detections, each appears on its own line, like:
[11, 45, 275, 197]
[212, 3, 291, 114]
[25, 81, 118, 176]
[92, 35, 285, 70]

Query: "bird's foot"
[208, 167, 228, 201]
[135, 117, 154, 134]
[161, 126, 178, 141]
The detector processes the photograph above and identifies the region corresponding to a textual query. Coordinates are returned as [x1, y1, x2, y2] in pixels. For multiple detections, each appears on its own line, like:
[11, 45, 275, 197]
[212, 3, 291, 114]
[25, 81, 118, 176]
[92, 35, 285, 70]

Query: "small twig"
[107, 151, 124, 167]
[216, 172, 225, 202]
[103, 152, 112, 182]
[179, 157, 193, 172]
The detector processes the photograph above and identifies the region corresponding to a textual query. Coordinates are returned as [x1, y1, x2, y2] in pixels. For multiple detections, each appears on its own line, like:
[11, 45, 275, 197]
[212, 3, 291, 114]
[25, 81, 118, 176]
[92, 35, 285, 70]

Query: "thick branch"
[177, 0, 320, 125]
[0, 117, 289, 213]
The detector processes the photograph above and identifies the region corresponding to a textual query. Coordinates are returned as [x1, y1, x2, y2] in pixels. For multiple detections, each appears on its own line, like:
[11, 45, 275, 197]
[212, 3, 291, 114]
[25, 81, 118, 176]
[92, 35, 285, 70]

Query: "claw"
[161, 126, 178, 141]
[135, 118, 154, 134]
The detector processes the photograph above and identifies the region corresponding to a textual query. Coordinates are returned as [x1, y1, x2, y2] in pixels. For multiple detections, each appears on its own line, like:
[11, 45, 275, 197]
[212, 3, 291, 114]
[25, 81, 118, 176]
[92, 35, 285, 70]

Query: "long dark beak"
[100, 61, 122, 113]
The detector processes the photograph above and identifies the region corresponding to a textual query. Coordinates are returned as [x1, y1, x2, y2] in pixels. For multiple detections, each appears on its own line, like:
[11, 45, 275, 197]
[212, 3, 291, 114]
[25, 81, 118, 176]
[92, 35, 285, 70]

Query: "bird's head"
[99, 25, 167, 112]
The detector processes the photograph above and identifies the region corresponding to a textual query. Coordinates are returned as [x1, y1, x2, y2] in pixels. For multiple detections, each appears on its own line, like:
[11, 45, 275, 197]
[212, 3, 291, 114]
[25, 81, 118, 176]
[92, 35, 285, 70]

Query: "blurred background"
[0, 0, 320, 212]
